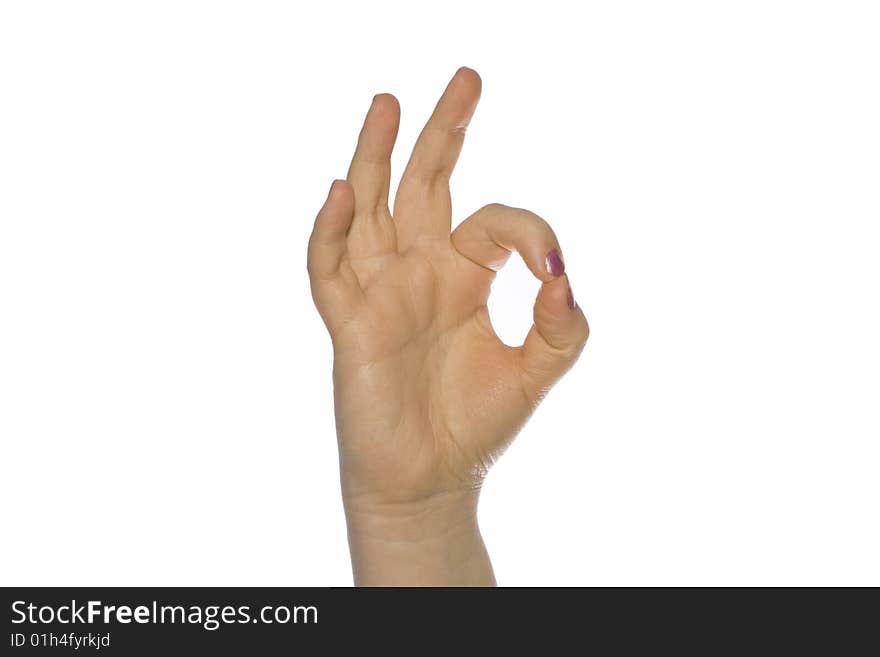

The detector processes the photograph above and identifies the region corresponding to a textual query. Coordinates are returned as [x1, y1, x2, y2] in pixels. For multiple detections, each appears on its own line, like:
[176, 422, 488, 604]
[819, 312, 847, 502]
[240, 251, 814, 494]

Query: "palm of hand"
[308, 69, 588, 508]
[333, 240, 528, 505]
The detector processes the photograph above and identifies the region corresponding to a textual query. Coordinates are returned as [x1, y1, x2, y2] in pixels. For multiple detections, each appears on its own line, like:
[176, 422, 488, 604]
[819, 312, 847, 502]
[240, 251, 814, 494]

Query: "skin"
[307, 68, 589, 585]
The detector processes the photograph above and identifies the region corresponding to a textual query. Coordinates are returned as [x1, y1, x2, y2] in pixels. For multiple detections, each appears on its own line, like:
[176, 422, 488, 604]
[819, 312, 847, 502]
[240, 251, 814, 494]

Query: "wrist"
[342, 488, 496, 586]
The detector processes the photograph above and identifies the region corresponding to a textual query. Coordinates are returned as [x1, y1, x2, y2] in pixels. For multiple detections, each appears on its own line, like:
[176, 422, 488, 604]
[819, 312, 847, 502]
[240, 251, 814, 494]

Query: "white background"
[1, 1, 878, 586]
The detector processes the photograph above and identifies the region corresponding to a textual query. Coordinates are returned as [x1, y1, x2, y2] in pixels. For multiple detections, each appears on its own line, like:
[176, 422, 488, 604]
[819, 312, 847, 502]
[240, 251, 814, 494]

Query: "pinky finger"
[308, 180, 354, 278]
[307, 180, 362, 332]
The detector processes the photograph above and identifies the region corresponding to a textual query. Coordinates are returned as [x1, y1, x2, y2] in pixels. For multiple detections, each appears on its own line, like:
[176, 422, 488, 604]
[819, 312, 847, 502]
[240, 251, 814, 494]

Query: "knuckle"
[528, 212, 554, 235]
[506, 206, 554, 238]
[479, 202, 509, 216]
[410, 166, 451, 189]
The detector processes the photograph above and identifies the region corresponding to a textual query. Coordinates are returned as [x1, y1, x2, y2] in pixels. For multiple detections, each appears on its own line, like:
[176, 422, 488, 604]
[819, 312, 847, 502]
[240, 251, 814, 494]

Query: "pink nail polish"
[545, 249, 565, 277]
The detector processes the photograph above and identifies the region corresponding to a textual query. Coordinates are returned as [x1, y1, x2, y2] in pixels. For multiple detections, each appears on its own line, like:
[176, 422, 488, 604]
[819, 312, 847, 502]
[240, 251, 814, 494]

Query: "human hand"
[308, 68, 589, 585]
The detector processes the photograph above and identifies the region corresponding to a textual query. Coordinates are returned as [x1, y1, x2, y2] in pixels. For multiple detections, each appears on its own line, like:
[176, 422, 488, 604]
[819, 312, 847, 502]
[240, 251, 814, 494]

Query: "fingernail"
[545, 249, 565, 277]
[567, 281, 577, 310]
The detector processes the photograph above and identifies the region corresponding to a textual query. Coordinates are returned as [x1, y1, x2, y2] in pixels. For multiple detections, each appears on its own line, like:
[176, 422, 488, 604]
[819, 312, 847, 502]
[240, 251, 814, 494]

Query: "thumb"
[519, 274, 589, 397]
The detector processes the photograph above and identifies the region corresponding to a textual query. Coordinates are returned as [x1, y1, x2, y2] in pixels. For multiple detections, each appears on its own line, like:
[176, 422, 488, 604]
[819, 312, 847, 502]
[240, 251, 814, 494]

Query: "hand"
[308, 68, 589, 585]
